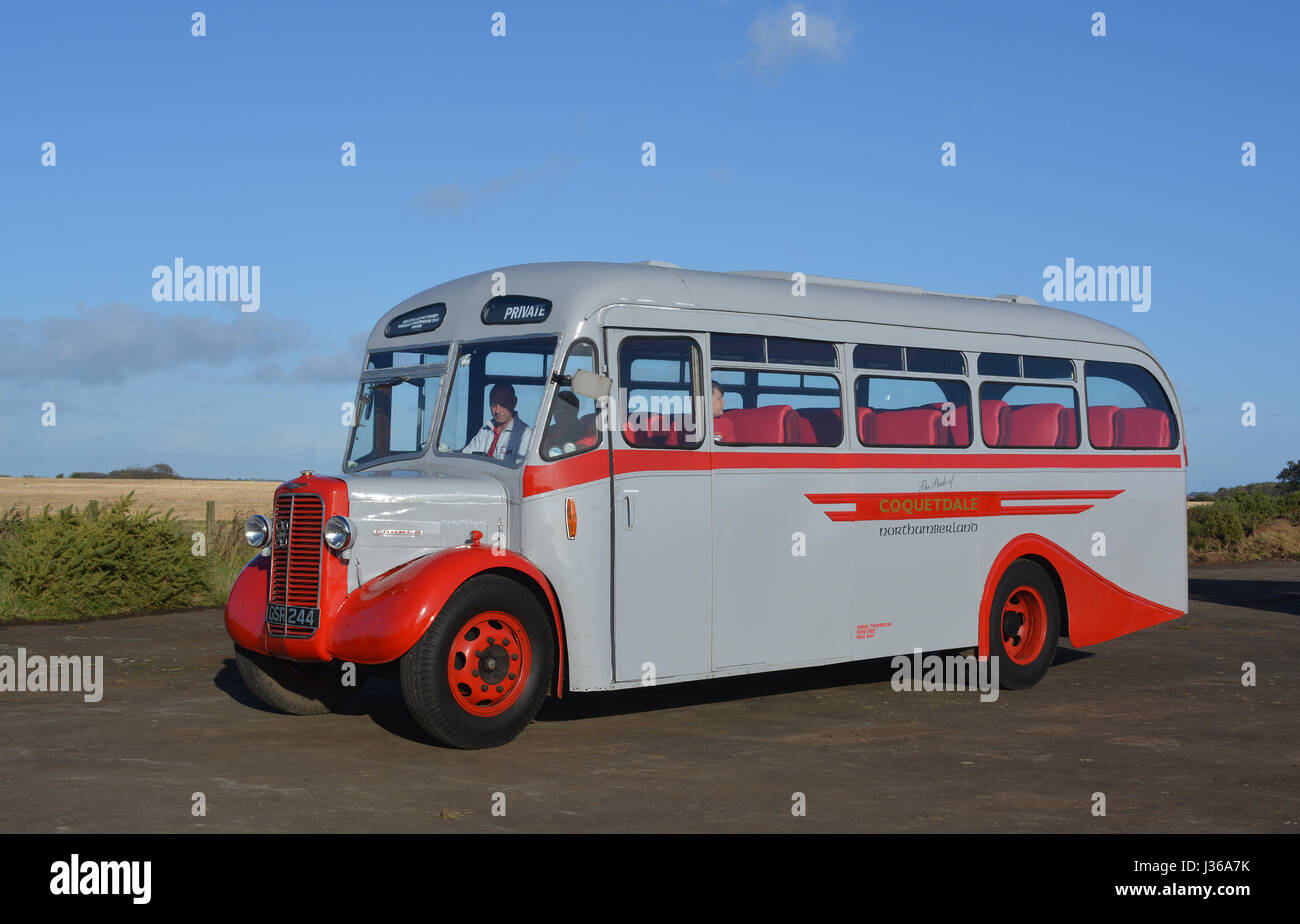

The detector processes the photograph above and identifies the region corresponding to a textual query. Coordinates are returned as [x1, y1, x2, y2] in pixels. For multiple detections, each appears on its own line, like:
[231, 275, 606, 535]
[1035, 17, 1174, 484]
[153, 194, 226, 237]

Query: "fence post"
[86, 499, 98, 520]
[206, 500, 215, 541]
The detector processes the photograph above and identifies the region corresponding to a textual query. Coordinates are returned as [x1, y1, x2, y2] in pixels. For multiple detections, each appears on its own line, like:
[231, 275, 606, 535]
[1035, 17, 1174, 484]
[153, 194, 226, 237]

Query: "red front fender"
[225, 554, 271, 655]
[329, 546, 566, 696]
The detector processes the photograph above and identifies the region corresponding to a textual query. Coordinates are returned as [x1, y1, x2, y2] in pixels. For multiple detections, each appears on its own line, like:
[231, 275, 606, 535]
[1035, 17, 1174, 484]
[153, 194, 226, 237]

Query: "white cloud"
[412, 157, 580, 214]
[0, 304, 348, 385]
[737, 4, 855, 75]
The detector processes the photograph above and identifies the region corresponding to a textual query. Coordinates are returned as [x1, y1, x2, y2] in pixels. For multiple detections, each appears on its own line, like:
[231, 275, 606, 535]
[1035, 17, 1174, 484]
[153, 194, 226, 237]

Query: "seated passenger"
[463, 382, 531, 463]
[542, 391, 582, 458]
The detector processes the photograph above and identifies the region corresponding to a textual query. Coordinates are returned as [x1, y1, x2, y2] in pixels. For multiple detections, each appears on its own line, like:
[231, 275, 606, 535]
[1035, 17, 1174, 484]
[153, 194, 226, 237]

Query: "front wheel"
[234, 646, 364, 714]
[988, 559, 1061, 690]
[400, 575, 554, 749]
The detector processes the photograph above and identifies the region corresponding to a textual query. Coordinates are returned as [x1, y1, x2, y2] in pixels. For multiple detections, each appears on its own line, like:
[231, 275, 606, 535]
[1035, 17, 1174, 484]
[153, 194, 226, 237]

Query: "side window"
[853, 344, 904, 371]
[855, 376, 972, 448]
[540, 341, 601, 460]
[620, 337, 703, 449]
[1022, 355, 1074, 380]
[906, 347, 966, 376]
[979, 382, 1080, 449]
[1084, 360, 1178, 449]
[977, 353, 1074, 380]
[711, 370, 842, 446]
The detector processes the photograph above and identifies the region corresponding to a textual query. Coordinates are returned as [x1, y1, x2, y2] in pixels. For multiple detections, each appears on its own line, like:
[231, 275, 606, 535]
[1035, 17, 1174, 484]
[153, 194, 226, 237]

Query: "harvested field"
[0, 477, 282, 521]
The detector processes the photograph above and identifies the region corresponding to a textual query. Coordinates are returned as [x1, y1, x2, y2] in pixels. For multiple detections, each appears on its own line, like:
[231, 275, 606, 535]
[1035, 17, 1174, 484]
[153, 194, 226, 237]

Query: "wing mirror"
[570, 369, 612, 399]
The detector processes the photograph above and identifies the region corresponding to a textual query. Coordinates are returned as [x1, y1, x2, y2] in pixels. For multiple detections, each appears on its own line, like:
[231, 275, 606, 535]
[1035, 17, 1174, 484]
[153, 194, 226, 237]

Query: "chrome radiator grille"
[267, 493, 324, 638]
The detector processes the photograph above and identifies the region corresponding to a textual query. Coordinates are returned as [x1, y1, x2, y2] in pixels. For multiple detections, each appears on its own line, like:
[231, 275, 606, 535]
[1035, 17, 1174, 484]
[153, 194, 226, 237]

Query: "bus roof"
[371, 260, 1153, 356]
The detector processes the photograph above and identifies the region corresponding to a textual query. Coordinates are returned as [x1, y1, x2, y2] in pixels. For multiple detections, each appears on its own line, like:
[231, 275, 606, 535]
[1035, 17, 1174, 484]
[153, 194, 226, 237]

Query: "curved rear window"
[1083, 361, 1178, 449]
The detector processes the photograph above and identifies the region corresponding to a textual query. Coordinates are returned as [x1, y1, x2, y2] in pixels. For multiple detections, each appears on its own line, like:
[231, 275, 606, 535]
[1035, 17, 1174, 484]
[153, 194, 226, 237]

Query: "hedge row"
[1187, 490, 1300, 552]
[0, 494, 246, 621]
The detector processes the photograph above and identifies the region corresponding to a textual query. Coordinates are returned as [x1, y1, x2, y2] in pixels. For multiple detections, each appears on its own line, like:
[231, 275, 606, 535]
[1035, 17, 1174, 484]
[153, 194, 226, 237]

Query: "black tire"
[234, 645, 364, 715]
[988, 559, 1061, 691]
[400, 575, 554, 749]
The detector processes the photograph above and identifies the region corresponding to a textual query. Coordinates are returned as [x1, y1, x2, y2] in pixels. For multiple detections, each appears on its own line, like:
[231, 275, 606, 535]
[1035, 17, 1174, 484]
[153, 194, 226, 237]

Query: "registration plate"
[266, 603, 320, 629]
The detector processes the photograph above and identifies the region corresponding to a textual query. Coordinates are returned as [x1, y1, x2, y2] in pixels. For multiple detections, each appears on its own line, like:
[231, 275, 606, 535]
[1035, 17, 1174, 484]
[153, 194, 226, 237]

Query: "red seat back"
[1115, 408, 1172, 448]
[924, 402, 970, 446]
[719, 406, 792, 444]
[796, 407, 842, 445]
[786, 414, 818, 445]
[1056, 408, 1078, 448]
[862, 408, 942, 446]
[856, 407, 873, 444]
[623, 413, 685, 447]
[1088, 405, 1118, 448]
[1002, 404, 1065, 448]
[980, 399, 1008, 446]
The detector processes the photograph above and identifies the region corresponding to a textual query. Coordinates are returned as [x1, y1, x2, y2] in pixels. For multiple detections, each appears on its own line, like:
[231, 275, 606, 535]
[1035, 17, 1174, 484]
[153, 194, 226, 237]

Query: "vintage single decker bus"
[225, 260, 1188, 748]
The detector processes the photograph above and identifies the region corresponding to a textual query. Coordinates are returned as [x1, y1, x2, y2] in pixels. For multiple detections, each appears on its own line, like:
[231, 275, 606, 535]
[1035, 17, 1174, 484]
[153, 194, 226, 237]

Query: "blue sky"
[0, 1, 1295, 490]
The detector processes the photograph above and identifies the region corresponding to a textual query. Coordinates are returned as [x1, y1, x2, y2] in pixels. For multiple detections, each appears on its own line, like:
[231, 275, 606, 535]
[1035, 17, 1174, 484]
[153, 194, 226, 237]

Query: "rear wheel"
[988, 559, 1060, 690]
[400, 575, 554, 749]
[235, 646, 363, 715]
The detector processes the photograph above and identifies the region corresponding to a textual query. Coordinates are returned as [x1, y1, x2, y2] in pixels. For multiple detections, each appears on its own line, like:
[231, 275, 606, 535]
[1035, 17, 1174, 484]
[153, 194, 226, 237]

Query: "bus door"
[607, 331, 712, 683]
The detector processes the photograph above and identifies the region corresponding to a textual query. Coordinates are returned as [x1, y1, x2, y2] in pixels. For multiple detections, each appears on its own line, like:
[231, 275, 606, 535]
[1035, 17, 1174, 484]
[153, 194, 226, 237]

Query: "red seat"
[796, 408, 842, 445]
[718, 406, 792, 444]
[1001, 404, 1065, 448]
[1056, 408, 1079, 448]
[924, 402, 970, 446]
[624, 413, 684, 447]
[856, 407, 873, 443]
[1115, 408, 1172, 448]
[1088, 405, 1118, 448]
[862, 408, 942, 446]
[786, 414, 818, 445]
[980, 399, 1008, 446]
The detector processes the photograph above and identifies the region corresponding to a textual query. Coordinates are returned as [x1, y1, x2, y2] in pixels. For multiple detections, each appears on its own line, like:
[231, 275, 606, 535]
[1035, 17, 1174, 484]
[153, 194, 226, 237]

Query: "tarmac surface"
[1, 561, 1295, 833]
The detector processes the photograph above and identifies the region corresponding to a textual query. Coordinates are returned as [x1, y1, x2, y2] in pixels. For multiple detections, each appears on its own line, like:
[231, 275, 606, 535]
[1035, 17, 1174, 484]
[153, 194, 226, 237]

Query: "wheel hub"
[446, 611, 532, 718]
[478, 643, 510, 684]
[1000, 585, 1047, 665]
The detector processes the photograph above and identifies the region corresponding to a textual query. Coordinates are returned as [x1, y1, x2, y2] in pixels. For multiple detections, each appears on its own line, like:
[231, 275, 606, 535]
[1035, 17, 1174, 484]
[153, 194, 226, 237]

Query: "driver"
[463, 382, 531, 463]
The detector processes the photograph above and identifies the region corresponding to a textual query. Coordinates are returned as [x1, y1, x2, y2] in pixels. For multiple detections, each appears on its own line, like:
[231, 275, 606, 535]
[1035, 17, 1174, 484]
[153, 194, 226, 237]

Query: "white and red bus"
[225, 260, 1187, 748]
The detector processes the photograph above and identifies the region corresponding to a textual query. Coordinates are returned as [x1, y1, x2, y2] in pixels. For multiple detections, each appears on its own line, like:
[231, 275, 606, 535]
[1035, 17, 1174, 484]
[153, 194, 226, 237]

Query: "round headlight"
[324, 515, 354, 551]
[244, 515, 270, 549]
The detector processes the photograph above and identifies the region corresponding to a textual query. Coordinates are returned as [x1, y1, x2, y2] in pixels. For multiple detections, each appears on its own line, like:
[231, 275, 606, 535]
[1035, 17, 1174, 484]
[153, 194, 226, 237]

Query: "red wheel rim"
[446, 611, 532, 717]
[999, 585, 1047, 665]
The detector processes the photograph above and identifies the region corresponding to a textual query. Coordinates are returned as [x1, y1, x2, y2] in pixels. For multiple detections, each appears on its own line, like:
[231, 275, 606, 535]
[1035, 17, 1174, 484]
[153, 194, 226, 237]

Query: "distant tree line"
[1188, 460, 1300, 501]
[67, 464, 180, 480]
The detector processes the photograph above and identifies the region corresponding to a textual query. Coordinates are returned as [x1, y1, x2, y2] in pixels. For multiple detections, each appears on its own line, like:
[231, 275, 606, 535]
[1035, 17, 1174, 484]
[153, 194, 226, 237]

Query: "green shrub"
[0, 507, 22, 544]
[0, 493, 209, 621]
[1187, 504, 1245, 550]
[1218, 490, 1284, 535]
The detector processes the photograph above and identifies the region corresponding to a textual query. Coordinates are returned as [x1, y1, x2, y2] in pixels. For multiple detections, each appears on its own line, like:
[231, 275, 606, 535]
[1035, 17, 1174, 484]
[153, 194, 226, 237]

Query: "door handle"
[621, 489, 638, 529]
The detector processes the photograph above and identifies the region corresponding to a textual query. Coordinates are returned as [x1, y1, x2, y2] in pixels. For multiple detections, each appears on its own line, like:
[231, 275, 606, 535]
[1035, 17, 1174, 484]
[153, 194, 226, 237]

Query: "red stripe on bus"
[522, 450, 610, 496]
[522, 450, 1180, 497]
[805, 490, 1124, 521]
